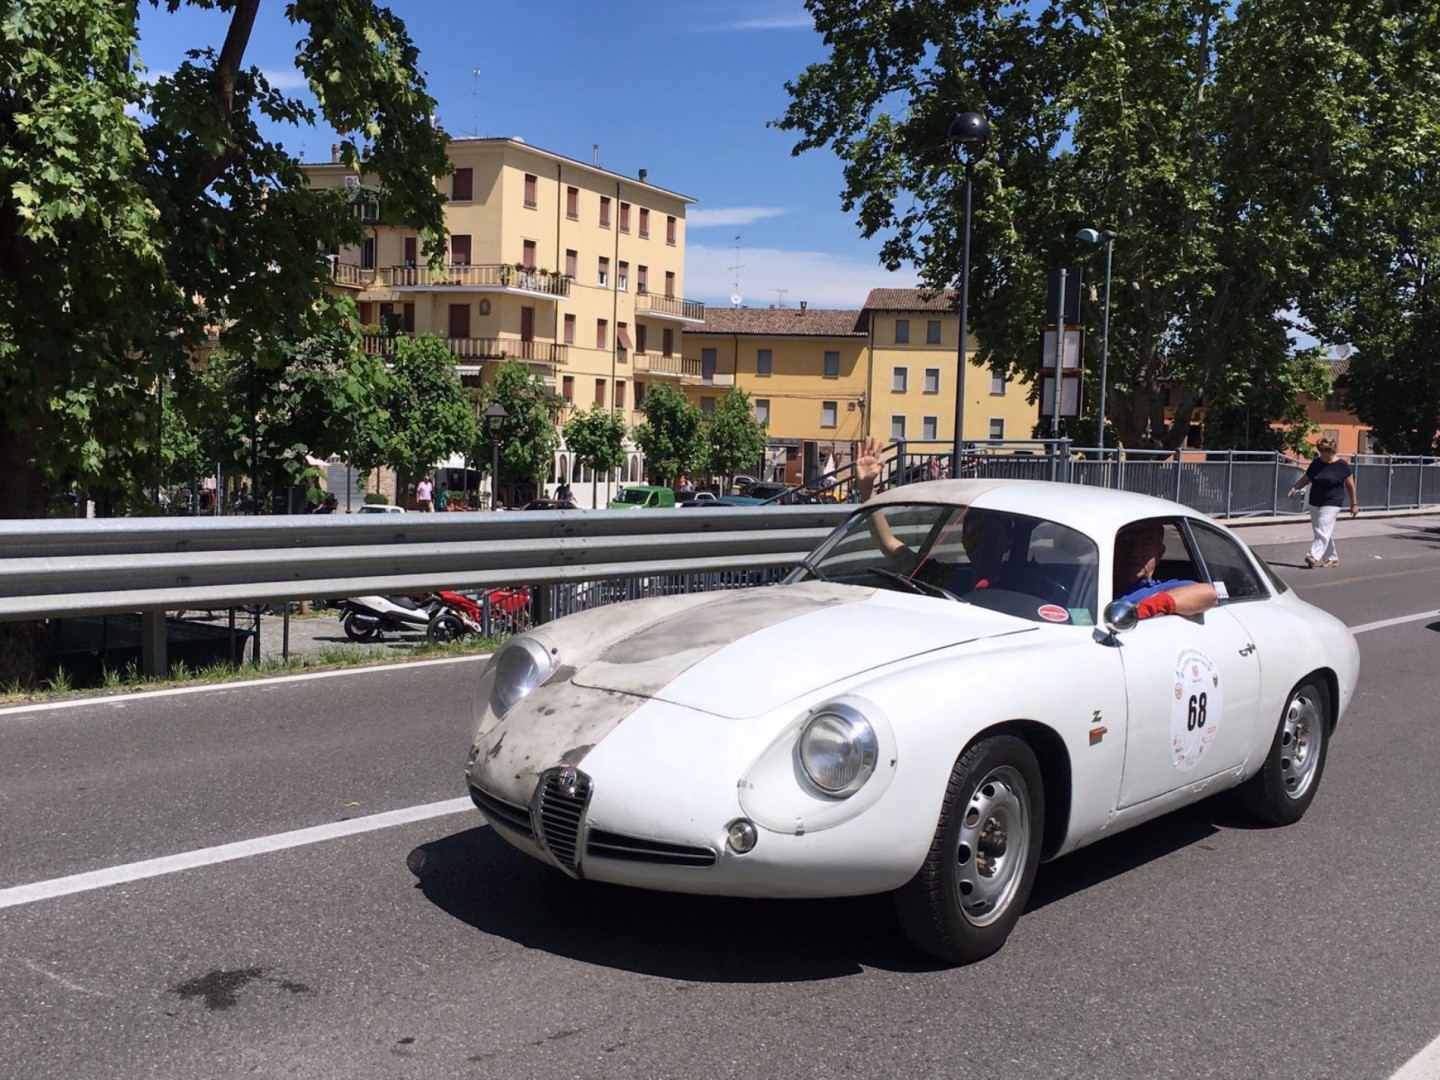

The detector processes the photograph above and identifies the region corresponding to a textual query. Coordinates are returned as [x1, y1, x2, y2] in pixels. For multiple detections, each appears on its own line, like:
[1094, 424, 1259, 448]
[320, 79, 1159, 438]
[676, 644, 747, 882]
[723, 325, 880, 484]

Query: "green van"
[608, 485, 676, 510]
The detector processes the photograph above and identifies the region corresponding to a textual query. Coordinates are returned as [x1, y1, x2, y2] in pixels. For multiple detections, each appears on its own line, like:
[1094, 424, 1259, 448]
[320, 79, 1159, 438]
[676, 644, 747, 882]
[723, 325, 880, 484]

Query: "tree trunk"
[0, 425, 52, 686]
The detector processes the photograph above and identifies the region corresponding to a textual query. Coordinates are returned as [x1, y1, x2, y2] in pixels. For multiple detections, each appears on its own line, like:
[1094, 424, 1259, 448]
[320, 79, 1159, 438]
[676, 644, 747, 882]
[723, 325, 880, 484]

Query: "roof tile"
[695, 307, 868, 337]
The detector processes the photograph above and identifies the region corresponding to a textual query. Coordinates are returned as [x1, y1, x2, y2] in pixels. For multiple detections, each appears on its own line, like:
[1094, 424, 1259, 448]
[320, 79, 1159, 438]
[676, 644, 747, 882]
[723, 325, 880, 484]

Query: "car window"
[1186, 521, 1269, 600]
[616, 490, 650, 504]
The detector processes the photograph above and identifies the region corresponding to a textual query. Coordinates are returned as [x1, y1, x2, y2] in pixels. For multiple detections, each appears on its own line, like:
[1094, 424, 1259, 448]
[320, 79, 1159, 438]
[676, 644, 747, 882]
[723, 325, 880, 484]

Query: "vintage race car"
[463, 480, 1360, 963]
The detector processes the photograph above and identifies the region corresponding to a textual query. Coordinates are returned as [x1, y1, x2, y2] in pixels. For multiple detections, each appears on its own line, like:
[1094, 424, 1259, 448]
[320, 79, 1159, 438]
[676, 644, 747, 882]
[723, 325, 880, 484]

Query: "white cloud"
[721, 14, 813, 30]
[687, 206, 788, 229]
[686, 243, 916, 308]
[260, 69, 309, 91]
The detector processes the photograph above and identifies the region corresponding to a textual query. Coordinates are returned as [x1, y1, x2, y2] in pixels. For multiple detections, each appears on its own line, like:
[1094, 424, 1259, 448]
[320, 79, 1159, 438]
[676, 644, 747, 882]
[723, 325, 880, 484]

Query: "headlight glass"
[797, 704, 878, 797]
[489, 638, 554, 718]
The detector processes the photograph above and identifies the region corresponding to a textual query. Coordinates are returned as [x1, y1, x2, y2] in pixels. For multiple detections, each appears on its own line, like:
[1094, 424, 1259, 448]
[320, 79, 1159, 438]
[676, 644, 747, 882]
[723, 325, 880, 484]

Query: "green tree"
[634, 383, 705, 485]
[704, 388, 768, 484]
[361, 335, 475, 490]
[776, 0, 1391, 449]
[563, 405, 629, 507]
[0, 0, 450, 519]
[477, 360, 562, 497]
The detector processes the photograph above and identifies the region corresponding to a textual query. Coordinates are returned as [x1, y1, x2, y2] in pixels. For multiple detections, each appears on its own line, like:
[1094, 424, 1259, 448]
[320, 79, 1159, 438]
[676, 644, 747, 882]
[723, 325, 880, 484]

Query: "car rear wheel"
[894, 734, 1044, 964]
[1238, 679, 1329, 826]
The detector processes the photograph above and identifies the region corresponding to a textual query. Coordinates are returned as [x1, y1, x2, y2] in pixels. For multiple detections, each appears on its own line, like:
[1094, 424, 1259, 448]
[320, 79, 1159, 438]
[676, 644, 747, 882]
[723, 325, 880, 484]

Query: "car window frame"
[1180, 518, 1272, 603]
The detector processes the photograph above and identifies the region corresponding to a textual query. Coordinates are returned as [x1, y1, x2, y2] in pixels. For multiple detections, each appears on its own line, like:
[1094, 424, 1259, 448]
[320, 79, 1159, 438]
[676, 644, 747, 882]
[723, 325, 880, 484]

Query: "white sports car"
[463, 480, 1360, 963]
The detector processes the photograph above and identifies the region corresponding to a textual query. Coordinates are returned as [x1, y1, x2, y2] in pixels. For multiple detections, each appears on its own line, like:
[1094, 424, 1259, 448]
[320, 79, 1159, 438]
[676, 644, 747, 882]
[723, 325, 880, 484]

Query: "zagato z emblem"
[559, 767, 579, 796]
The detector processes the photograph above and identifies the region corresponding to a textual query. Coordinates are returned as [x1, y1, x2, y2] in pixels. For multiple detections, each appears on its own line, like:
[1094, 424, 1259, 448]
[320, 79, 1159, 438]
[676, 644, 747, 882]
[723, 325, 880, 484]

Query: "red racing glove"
[1135, 591, 1177, 619]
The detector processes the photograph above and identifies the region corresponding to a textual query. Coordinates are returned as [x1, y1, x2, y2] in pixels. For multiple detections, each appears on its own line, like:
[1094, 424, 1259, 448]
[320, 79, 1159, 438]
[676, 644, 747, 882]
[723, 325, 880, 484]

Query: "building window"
[892, 366, 908, 392]
[598, 257, 609, 287]
[617, 261, 629, 291]
[599, 196, 612, 228]
[635, 381, 645, 405]
[700, 396, 716, 415]
[990, 370, 1007, 395]
[664, 270, 675, 298]
[566, 186, 579, 219]
[619, 202, 631, 232]
[637, 264, 648, 292]
[1322, 427, 1340, 446]
[666, 215, 677, 244]
[360, 237, 375, 270]
[821, 401, 838, 428]
[452, 168, 473, 201]
[561, 375, 574, 405]
[823, 350, 840, 378]
[662, 328, 674, 356]
[1324, 390, 1347, 412]
[565, 249, 577, 278]
[616, 322, 631, 362]
[523, 173, 537, 208]
[922, 416, 938, 440]
[1358, 429, 1374, 453]
[755, 398, 770, 424]
[615, 380, 627, 409]
[638, 207, 650, 237]
[756, 349, 772, 375]
[926, 319, 942, 345]
[563, 314, 576, 346]
[595, 379, 606, 406]
[596, 319, 608, 350]
[894, 319, 910, 344]
[891, 416, 907, 439]
[402, 302, 415, 333]
[924, 368, 940, 394]
[403, 236, 417, 267]
[989, 418, 1005, 440]
[636, 323, 648, 354]
[449, 235, 471, 265]
[521, 239, 536, 270]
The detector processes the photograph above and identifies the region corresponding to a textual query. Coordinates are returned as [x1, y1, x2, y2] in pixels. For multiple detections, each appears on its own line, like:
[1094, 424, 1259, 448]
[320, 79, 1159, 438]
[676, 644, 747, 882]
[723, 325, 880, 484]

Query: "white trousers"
[1308, 505, 1341, 563]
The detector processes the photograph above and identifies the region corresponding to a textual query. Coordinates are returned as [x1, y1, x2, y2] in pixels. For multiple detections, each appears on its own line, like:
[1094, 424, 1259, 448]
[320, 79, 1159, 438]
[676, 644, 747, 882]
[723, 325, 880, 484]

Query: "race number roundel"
[1170, 648, 1223, 772]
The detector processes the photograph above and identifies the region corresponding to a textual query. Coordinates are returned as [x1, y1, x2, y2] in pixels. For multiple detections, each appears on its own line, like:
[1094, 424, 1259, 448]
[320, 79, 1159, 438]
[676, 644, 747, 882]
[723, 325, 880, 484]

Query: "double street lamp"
[948, 110, 990, 476]
[1076, 227, 1118, 450]
[483, 401, 508, 510]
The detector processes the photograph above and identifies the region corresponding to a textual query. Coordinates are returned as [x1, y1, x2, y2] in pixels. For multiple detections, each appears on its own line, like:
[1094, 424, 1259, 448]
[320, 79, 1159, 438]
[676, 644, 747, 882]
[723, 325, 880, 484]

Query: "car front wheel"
[1238, 679, 1329, 826]
[894, 734, 1045, 964]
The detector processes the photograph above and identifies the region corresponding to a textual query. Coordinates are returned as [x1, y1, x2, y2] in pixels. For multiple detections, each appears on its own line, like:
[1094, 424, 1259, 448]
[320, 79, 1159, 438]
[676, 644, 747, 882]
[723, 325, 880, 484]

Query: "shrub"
[363, 493, 389, 505]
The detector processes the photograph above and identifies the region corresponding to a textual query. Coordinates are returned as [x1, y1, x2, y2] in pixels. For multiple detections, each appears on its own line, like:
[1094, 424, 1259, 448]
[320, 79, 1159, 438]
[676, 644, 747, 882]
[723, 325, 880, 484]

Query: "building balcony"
[330, 262, 367, 288]
[634, 289, 705, 323]
[635, 352, 702, 378]
[447, 337, 568, 365]
[362, 334, 395, 356]
[380, 264, 571, 300]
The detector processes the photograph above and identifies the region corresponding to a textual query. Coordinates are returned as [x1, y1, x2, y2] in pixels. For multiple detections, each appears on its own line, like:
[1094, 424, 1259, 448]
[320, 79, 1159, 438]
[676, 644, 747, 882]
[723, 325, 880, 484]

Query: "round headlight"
[797, 704, 878, 797]
[489, 638, 554, 718]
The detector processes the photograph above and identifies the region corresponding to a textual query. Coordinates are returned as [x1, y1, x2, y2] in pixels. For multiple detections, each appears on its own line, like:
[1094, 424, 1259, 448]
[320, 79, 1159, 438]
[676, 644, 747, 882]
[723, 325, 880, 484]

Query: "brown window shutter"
[452, 168, 473, 201]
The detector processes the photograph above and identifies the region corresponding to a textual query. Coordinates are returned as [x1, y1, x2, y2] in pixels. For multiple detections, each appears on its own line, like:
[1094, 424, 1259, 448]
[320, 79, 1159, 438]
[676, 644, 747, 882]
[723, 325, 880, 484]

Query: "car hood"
[569, 583, 1034, 719]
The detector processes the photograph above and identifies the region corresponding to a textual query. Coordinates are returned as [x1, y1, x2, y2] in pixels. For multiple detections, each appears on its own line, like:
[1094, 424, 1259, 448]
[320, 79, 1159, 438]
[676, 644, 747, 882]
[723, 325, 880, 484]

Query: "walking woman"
[1287, 438, 1360, 567]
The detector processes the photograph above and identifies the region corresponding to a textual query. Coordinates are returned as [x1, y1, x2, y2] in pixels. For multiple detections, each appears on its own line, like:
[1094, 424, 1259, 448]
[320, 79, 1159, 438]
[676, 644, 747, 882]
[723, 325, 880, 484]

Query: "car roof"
[865, 478, 1211, 539]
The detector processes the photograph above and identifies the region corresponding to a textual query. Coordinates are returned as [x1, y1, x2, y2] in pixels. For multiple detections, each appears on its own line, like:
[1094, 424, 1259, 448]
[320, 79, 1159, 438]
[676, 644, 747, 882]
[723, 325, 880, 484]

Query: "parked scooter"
[338, 595, 437, 642]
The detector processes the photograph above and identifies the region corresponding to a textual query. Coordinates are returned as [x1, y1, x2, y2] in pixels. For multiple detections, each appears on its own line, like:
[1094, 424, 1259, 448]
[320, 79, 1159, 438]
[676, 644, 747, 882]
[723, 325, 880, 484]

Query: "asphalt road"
[2, 515, 1438, 1080]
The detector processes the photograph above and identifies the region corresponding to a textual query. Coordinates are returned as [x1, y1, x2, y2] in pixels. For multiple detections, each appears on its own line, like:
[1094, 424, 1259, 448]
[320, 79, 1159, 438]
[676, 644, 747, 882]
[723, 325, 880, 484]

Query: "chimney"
[330, 143, 340, 164]
[799, 301, 808, 315]
[638, 168, 648, 184]
[593, 144, 600, 167]
[361, 144, 371, 161]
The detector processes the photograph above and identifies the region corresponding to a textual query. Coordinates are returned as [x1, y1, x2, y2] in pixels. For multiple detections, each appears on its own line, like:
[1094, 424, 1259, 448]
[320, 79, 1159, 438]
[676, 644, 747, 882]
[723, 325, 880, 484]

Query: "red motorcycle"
[427, 588, 532, 642]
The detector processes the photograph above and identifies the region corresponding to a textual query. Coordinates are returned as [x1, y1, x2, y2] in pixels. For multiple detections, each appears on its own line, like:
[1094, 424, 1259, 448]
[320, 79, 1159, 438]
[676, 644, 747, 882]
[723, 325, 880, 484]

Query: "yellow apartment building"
[685, 306, 870, 483]
[304, 137, 704, 504]
[863, 289, 1038, 447]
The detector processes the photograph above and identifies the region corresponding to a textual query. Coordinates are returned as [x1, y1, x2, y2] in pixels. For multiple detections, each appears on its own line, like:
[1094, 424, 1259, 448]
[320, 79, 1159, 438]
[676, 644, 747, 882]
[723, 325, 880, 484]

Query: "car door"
[1116, 520, 1262, 809]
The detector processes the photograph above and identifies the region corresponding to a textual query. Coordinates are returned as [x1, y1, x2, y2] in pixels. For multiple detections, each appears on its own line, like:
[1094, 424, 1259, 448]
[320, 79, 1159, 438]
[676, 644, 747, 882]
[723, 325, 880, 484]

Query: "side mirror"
[1103, 600, 1139, 634]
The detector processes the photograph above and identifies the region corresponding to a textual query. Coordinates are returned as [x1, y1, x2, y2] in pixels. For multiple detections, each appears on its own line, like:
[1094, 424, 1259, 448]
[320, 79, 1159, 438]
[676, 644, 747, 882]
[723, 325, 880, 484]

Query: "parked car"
[608, 485, 677, 510]
[678, 495, 765, 507]
[675, 490, 718, 504]
[463, 479, 1359, 964]
[521, 498, 576, 511]
[357, 504, 405, 514]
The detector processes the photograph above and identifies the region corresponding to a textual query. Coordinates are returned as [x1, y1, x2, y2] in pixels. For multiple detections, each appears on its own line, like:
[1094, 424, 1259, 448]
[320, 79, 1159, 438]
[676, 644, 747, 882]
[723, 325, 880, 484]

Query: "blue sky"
[136, 0, 918, 309]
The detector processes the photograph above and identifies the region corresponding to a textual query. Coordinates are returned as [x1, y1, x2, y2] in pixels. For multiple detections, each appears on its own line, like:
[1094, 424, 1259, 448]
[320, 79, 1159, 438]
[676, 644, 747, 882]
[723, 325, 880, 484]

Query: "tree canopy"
[0, 0, 450, 517]
[563, 405, 629, 501]
[634, 383, 705, 484]
[775, 0, 1420, 449]
[479, 360, 563, 489]
[359, 334, 475, 485]
[704, 388, 768, 481]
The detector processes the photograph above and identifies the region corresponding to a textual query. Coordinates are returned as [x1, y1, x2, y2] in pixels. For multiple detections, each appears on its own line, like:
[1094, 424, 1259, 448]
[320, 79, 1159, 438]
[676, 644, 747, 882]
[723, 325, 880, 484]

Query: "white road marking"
[0, 652, 490, 718]
[1391, 1031, 1440, 1080]
[21, 959, 110, 997]
[0, 797, 474, 911]
[1350, 610, 1440, 635]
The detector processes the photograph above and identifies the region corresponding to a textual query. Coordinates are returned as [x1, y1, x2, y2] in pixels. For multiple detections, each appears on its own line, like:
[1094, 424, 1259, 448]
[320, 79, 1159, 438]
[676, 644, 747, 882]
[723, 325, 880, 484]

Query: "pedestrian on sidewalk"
[415, 475, 434, 512]
[1287, 438, 1359, 568]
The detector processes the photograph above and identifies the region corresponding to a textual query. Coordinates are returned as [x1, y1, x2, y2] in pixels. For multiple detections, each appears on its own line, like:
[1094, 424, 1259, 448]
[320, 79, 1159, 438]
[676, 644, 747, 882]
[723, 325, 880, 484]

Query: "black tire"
[1238, 679, 1330, 826]
[894, 734, 1045, 965]
[341, 612, 380, 643]
[427, 613, 466, 643]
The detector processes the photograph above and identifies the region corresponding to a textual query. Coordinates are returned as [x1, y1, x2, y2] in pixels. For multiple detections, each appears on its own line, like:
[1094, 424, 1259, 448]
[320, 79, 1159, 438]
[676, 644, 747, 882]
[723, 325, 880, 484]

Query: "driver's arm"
[1135, 582, 1219, 618]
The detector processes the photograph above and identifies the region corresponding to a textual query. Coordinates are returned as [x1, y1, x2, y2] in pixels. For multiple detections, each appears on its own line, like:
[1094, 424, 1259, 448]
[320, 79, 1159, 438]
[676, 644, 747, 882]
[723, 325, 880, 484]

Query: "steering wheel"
[1001, 565, 1070, 607]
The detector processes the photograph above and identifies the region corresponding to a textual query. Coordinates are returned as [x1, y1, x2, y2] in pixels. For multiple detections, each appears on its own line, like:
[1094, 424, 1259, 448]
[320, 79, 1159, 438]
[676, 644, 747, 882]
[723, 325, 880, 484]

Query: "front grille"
[468, 784, 534, 840]
[586, 829, 717, 867]
[534, 768, 593, 873]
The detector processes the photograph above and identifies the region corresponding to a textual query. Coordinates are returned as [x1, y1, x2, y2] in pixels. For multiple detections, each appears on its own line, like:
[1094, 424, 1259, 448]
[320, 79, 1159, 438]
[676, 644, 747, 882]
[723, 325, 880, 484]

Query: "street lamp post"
[948, 110, 990, 477]
[1076, 227, 1118, 450]
[484, 401, 508, 510]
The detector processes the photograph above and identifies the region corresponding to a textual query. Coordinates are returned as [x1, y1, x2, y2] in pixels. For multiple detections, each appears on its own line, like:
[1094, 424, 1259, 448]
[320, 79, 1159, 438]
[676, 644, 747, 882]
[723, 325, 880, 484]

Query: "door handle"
[1238, 643, 1256, 657]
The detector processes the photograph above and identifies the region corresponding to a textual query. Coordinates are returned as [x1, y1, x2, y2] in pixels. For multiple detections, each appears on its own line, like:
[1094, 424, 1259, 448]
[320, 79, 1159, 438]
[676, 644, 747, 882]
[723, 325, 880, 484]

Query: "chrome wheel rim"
[1279, 690, 1324, 800]
[954, 765, 1032, 927]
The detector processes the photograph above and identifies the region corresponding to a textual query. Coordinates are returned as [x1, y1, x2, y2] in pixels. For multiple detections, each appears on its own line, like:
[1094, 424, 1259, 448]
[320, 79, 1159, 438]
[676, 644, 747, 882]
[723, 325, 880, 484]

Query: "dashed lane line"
[1350, 609, 1440, 634]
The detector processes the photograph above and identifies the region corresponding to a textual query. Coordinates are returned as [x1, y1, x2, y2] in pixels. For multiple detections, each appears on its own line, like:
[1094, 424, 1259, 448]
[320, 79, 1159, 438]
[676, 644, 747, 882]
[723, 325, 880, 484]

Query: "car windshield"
[615, 490, 652, 504]
[795, 503, 1101, 626]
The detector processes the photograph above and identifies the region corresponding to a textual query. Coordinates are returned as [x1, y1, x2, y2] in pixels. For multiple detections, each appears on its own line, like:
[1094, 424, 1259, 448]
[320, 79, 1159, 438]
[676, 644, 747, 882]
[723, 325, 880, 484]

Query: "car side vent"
[535, 768, 593, 875]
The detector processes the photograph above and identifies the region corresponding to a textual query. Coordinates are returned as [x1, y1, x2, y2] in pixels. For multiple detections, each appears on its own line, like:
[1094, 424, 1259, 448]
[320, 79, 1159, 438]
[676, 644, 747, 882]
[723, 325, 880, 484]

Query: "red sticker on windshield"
[1037, 604, 1070, 623]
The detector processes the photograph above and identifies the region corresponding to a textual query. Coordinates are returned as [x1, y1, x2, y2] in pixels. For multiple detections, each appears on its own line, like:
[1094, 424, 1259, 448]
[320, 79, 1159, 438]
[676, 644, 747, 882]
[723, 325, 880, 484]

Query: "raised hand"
[855, 436, 883, 501]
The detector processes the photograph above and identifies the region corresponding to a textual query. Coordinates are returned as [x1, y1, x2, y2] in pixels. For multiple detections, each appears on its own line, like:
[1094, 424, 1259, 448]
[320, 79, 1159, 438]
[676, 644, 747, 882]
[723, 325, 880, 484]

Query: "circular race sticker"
[1037, 604, 1070, 623]
[1169, 648, 1223, 772]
